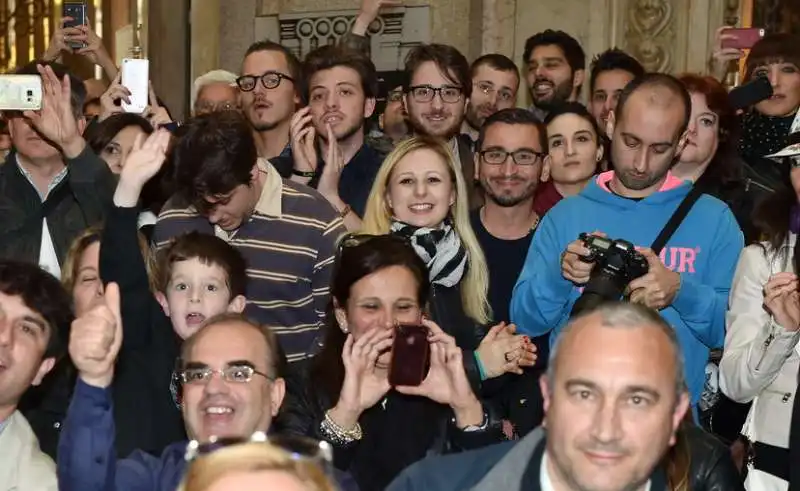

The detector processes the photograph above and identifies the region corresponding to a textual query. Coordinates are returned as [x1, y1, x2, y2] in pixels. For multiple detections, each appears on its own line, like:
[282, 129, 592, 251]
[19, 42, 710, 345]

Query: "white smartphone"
[121, 58, 149, 114]
[0, 75, 43, 111]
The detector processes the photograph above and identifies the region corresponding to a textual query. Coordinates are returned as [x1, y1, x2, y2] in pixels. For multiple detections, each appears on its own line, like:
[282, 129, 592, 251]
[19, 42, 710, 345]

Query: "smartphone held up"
[62, 1, 88, 49]
[0, 75, 43, 111]
[121, 58, 150, 114]
[388, 324, 430, 387]
[721, 27, 765, 50]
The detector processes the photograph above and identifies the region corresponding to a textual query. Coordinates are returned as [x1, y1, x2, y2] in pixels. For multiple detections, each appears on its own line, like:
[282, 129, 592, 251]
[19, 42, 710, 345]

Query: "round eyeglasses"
[236, 71, 295, 92]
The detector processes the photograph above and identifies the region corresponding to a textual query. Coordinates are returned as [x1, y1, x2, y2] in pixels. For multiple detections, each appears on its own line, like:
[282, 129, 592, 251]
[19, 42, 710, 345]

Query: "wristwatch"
[292, 169, 315, 178]
[456, 411, 489, 432]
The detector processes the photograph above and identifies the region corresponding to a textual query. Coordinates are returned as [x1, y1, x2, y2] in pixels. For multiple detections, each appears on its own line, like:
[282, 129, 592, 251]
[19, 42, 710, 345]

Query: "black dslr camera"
[570, 233, 649, 317]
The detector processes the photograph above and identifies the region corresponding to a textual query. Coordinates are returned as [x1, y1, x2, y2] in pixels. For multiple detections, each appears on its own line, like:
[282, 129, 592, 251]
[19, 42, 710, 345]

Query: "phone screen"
[721, 27, 765, 50]
[388, 324, 430, 387]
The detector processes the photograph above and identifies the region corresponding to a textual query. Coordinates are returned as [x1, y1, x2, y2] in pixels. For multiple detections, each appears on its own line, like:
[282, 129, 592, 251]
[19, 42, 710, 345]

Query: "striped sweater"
[154, 161, 346, 362]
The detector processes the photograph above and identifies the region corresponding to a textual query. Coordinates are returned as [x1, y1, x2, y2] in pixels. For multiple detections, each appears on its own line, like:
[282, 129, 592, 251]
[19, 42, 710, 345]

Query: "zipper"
[754, 329, 776, 371]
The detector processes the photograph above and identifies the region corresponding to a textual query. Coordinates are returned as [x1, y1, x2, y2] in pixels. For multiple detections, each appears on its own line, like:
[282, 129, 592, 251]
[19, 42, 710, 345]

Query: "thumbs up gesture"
[69, 282, 123, 388]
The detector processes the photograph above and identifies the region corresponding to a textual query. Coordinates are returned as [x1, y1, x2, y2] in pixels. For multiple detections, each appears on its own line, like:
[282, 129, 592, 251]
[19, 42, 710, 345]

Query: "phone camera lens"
[26, 90, 33, 96]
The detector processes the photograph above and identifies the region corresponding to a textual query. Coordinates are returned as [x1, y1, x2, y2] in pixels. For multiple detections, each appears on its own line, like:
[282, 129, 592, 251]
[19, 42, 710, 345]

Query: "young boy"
[96, 129, 249, 457]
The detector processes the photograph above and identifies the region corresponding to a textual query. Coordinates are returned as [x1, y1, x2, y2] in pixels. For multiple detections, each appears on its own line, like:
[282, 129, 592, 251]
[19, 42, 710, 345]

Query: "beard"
[482, 176, 538, 207]
[465, 103, 493, 131]
[531, 77, 574, 112]
[407, 108, 462, 140]
[318, 118, 364, 145]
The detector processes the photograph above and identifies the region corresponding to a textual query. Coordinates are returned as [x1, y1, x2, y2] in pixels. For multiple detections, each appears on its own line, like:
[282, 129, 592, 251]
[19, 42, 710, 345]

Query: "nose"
[430, 93, 444, 110]
[535, 65, 547, 78]
[95, 281, 105, 300]
[324, 91, 339, 110]
[413, 178, 427, 197]
[207, 207, 223, 225]
[634, 147, 649, 173]
[501, 154, 516, 176]
[589, 400, 623, 444]
[202, 370, 231, 395]
[602, 97, 616, 117]
[686, 118, 698, 135]
[0, 319, 11, 347]
[189, 286, 201, 304]
[768, 65, 780, 89]
[565, 138, 577, 157]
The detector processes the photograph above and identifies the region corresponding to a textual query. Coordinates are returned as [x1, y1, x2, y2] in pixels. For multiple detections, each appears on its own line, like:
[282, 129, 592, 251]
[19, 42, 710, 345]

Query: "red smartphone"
[721, 27, 765, 50]
[388, 324, 430, 387]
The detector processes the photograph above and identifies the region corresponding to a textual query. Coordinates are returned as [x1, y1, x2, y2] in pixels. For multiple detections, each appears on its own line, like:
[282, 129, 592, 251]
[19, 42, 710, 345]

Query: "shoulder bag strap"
[650, 185, 704, 255]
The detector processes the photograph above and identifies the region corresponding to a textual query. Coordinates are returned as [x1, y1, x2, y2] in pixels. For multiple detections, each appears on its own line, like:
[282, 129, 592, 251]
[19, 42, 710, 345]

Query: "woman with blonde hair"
[181, 441, 338, 491]
[361, 135, 536, 383]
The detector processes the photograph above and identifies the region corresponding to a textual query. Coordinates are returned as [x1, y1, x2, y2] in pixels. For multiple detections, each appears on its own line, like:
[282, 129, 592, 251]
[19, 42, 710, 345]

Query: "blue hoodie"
[510, 172, 744, 404]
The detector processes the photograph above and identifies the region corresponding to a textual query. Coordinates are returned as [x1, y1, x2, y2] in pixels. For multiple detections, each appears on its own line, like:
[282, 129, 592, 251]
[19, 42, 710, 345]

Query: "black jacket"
[0, 147, 115, 265]
[683, 424, 744, 491]
[20, 205, 185, 459]
[278, 361, 504, 491]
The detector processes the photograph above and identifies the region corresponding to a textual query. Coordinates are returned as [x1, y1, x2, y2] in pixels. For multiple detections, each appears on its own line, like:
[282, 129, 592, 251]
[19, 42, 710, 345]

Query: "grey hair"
[191, 69, 238, 110]
[545, 302, 687, 400]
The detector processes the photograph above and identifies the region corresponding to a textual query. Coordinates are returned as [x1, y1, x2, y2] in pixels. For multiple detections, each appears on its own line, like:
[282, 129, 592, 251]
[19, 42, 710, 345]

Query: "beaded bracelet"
[319, 409, 363, 445]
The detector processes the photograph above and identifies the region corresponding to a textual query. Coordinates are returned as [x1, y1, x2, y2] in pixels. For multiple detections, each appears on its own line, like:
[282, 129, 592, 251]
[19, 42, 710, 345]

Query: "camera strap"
[650, 185, 704, 256]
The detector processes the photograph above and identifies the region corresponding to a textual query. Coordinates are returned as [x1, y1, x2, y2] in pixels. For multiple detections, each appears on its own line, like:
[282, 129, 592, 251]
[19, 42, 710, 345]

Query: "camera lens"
[26, 90, 33, 96]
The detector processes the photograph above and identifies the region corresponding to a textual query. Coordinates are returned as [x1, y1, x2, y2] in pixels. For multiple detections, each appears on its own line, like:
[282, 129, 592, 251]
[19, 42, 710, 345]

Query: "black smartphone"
[62, 2, 87, 49]
[729, 76, 773, 110]
[388, 324, 430, 387]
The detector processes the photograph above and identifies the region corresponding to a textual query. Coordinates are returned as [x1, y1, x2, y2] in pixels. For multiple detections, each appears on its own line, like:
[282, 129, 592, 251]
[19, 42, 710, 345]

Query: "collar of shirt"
[15, 154, 68, 201]
[540, 453, 650, 491]
[450, 137, 461, 165]
[214, 158, 283, 242]
[0, 415, 9, 437]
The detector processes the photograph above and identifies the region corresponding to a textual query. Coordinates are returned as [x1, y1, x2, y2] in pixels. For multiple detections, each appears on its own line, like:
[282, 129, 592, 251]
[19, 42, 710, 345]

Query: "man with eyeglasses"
[237, 40, 303, 177]
[57, 306, 357, 491]
[470, 108, 549, 437]
[403, 43, 482, 208]
[462, 54, 520, 145]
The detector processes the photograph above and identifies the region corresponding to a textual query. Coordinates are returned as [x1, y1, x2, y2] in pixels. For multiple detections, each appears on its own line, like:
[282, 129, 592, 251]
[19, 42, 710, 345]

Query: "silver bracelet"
[319, 410, 363, 445]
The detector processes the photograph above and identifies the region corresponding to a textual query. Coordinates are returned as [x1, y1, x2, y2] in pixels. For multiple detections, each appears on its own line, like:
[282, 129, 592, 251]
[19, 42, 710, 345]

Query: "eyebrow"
[620, 132, 672, 147]
[22, 315, 48, 335]
[564, 379, 661, 401]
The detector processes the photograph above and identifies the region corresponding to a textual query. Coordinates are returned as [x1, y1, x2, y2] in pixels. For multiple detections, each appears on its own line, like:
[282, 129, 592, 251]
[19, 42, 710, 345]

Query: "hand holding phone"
[335, 327, 394, 421]
[388, 323, 430, 387]
[62, 2, 87, 49]
[0, 75, 43, 111]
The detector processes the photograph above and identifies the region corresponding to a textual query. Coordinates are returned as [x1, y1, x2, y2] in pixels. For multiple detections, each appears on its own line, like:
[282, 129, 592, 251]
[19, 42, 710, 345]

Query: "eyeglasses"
[185, 432, 334, 471]
[474, 81, 515, 103]
[236, 71, 295, 92]
[479, 148, 545, 166]
[408, 85, 463, 104]
[194, 100, 238, 114]
[179, 364, 274, 385]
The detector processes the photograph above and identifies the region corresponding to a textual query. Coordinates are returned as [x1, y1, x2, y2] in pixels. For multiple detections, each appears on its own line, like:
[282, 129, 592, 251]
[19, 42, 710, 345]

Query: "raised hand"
[354, 0, 403, 35]
[114, 129, 172, 207]
[99, 72, 130, 121]
[73, 24, 108, 64]
[764, 272, 800, 331]
[69, 282, 123, 388]
[395, 319, 484, 427]
[327, 326, 393, 430]
[23, 64, 84, 158]
[290, 107, 318, 178]
[710, 26, 745, 81]
[144, 82, 172, 127]
[42, 18, 79, 61]
[476, 322, 537, 378]
[317, 123, 345, 201]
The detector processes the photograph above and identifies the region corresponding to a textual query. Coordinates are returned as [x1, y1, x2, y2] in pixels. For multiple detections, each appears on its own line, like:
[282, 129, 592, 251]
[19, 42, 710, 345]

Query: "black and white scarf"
[390, 219, 467, 287]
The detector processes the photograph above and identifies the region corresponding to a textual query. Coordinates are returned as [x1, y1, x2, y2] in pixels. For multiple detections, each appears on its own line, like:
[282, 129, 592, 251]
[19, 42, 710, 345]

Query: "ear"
[595, 142, 605, 164]
[250, 163, 260, 183]
[402, 93, 409, 114]
[269, 377, 286, 416]
[155, 291, 171, 317]
[364, 97, 376, 120]
[538, 373, 552, 427]
[605, 110, 616, 138]
[385, 190, 393, 210]
[31, 357, 56, 386]
[449, 188, 456, 207]
[669, 392, 691, 446]
[77, 117, 88, 135]
[572, 69, 586, 91]
[226, 294, 247, 313]
[541, 155, 551, 182]
[379, 112, 386, 130]
[334, 299, 349, 333]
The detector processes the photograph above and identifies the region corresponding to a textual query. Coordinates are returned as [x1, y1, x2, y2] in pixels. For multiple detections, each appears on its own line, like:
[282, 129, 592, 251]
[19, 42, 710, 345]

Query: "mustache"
[578, 440, 631, 457]
[533, 77, 554, 86]
[423, 111, 451, 118]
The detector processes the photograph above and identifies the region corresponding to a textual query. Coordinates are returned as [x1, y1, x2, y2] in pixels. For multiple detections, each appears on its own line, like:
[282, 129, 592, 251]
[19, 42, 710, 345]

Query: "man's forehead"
[242, 50, 289, 73]
[0, 291, 50, 331]
[530, 44, 567, 61]
[485, 123, 541, 149]
[411, 61, 458, 86]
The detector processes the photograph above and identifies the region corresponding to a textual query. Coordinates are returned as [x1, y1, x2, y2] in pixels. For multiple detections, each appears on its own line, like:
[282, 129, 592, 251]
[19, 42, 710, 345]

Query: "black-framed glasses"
[387, 89, 404, 103]
[479, 148, 545, 166]
[407, 85, 463, 103]
[236, 71, 295, 92]
[474, 81, 514, 103]
[179, 364, 274, 385]
[184, 432, 334, 471]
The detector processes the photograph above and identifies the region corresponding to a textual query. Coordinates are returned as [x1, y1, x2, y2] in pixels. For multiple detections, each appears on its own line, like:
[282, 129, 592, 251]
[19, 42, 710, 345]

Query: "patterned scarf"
[390, 219, 467, 287]
[738, 110, 795, 161]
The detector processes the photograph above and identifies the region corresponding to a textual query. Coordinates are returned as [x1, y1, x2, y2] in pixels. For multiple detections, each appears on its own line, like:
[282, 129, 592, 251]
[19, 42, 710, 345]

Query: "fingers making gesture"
[69, 283, 124, 388]
[113, 129, 172, 207]
[23, 64, 85, 158]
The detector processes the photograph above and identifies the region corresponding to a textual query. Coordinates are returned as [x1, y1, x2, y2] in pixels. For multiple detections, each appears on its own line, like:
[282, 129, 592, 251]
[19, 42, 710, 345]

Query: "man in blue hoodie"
[510, 73, 743, 408]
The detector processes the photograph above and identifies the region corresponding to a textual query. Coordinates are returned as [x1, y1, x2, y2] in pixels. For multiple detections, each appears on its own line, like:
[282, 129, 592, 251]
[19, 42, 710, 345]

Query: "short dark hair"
[0, 260, 73, 359]
[244, 40, 304, 98]
[470, 53, 519, 79]
[543, 101, 603, 149]
[15, 61, 86, 119]
[745, 33, 800, 80]
[171, 110, 257, 207]
[85, 113, 154, 155]
[156, 231, 248, 298]
[477, 108, 546, 153]
[303, 44, 378, 100]
[180, 313, 283, 380]
[589, 48, 645, 94]
[614, 73, 691, 138]
[523, 30, 586, 74]
[403, 44, 472, 99]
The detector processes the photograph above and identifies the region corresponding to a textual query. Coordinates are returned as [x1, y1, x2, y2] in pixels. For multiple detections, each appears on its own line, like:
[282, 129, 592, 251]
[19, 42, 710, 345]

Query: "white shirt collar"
[540, 453, 651, 491]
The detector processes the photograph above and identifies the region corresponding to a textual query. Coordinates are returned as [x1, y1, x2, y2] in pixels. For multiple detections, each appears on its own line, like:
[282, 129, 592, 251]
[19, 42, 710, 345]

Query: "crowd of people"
[2, 0, 800, 490]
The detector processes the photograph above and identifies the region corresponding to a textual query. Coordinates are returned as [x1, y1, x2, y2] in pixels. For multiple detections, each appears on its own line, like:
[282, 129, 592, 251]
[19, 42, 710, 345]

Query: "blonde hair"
[61, 225, 158, 294]
[361, 135, 490, 324]
[180, 442, 337, 491]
